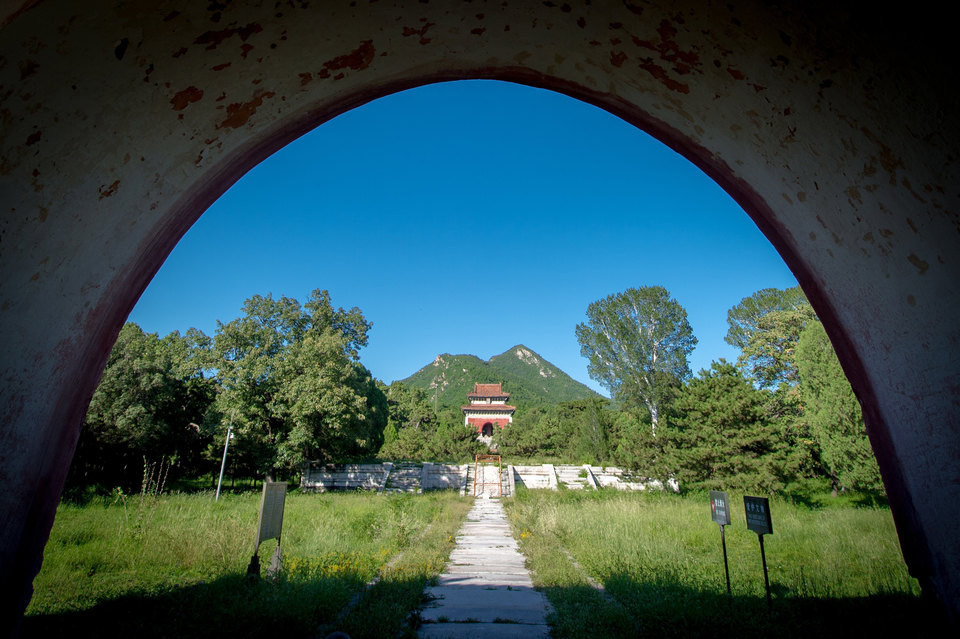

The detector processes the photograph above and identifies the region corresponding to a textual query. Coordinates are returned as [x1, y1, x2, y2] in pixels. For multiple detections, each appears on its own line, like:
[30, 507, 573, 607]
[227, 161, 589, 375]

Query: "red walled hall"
[462, 382, 515, 433]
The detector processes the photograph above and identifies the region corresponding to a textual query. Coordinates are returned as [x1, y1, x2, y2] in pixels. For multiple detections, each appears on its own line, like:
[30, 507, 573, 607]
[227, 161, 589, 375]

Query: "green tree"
[72, 323, 213, 491]
[609, 410, 671, 477]
[575, 286, 696, 435]
[556, 398, 614, 463]
[725, 286, 809, 351]
[725, 286, 816, 389]
[668, 361, 792, 492]
[378, 381, 440, 460]
[275, 331, 387, 467]
[378, 425, 423, 460]
[796, 320, 883, 492]
[739, 306, 817, 389]
[384, 381, 437, 431]
[209, 290, 383, 477]
[378, 415, 482, 462]
[427, 421, 486, 462]
[495, 407, 559, 459]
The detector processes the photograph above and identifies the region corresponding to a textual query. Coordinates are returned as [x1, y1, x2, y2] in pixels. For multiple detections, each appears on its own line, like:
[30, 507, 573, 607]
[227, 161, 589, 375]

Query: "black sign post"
[709, 490, 732, 595]
[744, 496, 773, 608]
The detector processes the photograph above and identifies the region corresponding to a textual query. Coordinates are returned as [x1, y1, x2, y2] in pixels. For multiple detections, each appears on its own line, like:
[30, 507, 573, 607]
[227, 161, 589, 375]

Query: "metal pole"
[498, 455, 502, 498]
[759, 533, 771, 608]
[720, 524, 731, 595]
[215, 422, 233, 502]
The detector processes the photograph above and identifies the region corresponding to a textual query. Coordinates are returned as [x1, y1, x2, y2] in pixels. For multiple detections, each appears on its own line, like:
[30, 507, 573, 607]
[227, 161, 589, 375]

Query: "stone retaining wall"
[422, 463, 466, 491]
[301, 462, 677, 494]
[300, 463, 390, 492]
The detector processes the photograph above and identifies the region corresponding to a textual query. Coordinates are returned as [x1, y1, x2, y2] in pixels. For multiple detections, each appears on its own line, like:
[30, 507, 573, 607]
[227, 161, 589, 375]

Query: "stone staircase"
[384, 462, 422, 493]
[465, 463, 512, 498]
[555, 465, 594, 490]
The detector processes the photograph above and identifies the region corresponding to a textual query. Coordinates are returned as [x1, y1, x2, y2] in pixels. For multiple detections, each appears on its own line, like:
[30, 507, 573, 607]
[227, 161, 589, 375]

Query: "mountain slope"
[401, 345, 601, 410]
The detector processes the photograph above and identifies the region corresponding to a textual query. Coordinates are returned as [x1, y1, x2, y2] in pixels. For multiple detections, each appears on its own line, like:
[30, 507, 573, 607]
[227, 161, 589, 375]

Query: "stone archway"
[1, 0, 957, 627]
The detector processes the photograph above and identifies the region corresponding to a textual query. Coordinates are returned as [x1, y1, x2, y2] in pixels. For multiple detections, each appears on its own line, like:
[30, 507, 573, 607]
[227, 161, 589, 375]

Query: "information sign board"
[709, 490, 731, 526]
[744, 496, 773, 536]
[255, 481, 287, 547]
[710, 490, 733, 595]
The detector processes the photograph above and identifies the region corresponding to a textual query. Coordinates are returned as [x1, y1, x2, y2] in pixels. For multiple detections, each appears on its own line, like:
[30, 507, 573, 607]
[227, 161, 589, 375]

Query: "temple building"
[462, 383, 516, 437]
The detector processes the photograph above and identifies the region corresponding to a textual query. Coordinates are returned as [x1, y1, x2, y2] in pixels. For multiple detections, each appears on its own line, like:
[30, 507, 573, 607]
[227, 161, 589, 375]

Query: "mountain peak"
[402, 345, 598, 410]
[509, 345, 540, 364]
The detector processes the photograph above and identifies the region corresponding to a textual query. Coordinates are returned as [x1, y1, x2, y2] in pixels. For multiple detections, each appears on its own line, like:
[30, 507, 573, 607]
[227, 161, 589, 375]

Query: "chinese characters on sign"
[744, 496, 773, 536]
[709, 490, 733, 595]
[710, 490, 731, 526]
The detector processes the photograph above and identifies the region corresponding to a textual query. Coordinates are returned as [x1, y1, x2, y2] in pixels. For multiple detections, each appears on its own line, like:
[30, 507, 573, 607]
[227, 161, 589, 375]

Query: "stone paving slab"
[439, 570, 534, 582]
[435, 574, 534, 587]
[447, 542, 519, 551]
[444, 562, 530, 574]
[418, 497, 550, 638]
[421, 588, 548, 623]
[447, 551, 527, 563]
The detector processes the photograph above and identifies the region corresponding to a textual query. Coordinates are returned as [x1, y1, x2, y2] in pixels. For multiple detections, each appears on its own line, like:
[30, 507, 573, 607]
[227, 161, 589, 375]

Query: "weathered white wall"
[1, 0, 957, 627]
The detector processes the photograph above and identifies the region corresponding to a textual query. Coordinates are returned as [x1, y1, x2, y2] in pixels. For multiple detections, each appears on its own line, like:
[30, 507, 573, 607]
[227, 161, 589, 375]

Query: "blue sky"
[128, 80, 797, 396]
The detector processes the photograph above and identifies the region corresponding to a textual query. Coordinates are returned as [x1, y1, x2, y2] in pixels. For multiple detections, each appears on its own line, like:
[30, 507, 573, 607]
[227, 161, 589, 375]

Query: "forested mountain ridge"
[400, 345, 601, 410]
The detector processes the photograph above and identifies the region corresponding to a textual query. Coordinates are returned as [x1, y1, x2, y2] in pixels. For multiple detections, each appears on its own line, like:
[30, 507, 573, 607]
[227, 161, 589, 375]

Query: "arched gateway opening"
[1, 0, 957, 627]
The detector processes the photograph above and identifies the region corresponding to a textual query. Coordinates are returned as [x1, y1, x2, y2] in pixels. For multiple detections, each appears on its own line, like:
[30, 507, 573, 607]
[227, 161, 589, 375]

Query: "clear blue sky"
[128, 80, 797, 396]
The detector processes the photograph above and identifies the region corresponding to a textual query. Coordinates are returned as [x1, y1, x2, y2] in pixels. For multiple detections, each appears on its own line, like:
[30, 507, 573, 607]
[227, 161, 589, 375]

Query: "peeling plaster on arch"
[1, 0, 958, 629]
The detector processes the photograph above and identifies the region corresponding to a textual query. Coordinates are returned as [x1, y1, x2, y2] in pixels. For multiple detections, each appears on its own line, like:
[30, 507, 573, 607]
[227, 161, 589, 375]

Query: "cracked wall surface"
[1, 0, 958, 629]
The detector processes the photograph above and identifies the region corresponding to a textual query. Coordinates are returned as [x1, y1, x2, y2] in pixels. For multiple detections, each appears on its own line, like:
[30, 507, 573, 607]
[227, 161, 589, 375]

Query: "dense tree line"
[208, 290, 386, 478]
[493, 285, 881, 495]
[68, 290, 387, 493]
[70, 323, 214, 491]
[560, 285, 879, 493]
[71, 285, 882, 497]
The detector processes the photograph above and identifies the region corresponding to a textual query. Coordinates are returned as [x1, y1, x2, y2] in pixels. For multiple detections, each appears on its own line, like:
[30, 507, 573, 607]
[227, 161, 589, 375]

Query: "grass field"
[504, 487, 947, 638]
[23, 489, 470, 639]
[24, 485, 951, 638]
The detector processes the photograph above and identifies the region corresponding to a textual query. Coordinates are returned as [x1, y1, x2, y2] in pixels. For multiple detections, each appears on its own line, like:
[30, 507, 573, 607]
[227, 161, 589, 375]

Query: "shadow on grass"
[777, 481, 889, 511]
[23, 569, 439, 639]
[23, 572, 353, 639]
[23, 569, 948, 639]
[544, 572, 948, 639]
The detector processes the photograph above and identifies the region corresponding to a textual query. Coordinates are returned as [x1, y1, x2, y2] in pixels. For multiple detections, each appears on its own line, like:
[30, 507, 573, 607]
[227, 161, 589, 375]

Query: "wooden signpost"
[247, 481, 287, 577]
[743, 495, 773, 607]
[709, 490, 732, 595]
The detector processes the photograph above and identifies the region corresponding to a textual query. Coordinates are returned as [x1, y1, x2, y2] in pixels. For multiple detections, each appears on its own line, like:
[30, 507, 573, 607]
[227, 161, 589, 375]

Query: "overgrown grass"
[505, 488, 947, 638]
[24, 489, 470, 638]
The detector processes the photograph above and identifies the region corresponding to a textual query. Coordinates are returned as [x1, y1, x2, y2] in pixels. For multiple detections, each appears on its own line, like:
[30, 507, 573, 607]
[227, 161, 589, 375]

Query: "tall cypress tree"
[796, 321, 883, 492]
[669, 361, 792, 492]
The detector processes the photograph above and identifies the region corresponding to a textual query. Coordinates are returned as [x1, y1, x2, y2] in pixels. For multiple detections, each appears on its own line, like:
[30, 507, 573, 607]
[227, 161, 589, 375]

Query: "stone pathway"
[418, 497, 551, 638]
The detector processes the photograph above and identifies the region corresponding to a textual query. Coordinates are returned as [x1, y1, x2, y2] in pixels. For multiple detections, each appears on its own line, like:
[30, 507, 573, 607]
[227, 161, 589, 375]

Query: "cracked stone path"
[418, 497, 551, 638]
